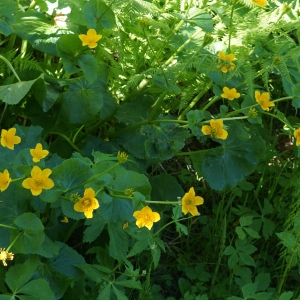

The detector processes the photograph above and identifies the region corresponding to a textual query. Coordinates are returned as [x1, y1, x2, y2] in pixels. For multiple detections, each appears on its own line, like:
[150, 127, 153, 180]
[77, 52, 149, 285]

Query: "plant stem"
[72, 125, 85, 144]
[0, 55, 21, 82]
[6, 233, 22, 252]
[49, 131, 81, 152]
[202, 95, 221, 112]
[147, 91, 169, 121]
[175, 149, 209, 156]
[154, 216, 193, 237]
[0, 224, 19, 231]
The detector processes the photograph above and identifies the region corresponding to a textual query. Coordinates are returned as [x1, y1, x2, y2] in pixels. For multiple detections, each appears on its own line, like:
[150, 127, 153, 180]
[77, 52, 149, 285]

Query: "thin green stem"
[202, 95, 221, 112]
[175, 149, 209, 156]
[0, 224, 19, 231]
[147, 91, 169, 121]
[72, 125, 85, 144]
[145, 200, 181, 205]
[143, 28, 169, 87]
[154, 216, 194, 237]
[62, 220, 80, 244]
[0, 55, 21, 82]
[6, 33, 17, 51]
[6, 233, 22, 252]
[11, 177, 26, 183]
[178, 81, 213, 120]
[49, 132, 81, 152]
[262, 112, 293, 130]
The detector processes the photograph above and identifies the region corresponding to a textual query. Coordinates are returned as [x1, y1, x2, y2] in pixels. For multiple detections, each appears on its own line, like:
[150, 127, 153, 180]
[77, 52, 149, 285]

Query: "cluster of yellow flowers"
[0, 248, 14, 266]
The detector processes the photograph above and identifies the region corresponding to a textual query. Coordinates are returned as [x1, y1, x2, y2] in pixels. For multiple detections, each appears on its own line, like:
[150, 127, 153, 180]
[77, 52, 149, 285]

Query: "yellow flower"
[0, 169, 11, 192]
[252, 0, 267, 6]
[255, 91, 275, 111]
[79, 29, 102, 49]
[182, 187, 204, 216]
[61, 216, 69, 223]
[1, 128, 21, 150]
[133, 206, 160, 230]
[201, 119, 228, 140]
[74, 188, 99, 218]
[294, 129, 300, 146]
[221, 87, 240, 100]
[0, 248, 14, 266]
[22, 166, 54, 196]
[117, 151, 129, 164]
[218, 51, 235, 73]
[30, 143, 49, 163]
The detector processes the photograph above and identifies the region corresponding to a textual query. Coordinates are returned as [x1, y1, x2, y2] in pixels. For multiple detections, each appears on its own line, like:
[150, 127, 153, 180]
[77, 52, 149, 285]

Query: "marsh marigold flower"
[182, 187, 204, 216]
[30, 143, 49, 163]
[221, 87, 240, 100]
[1, 128, 21, 150]
[294, 129, 300, 146]
[201, 119, 228, 140]
[74, 188, 99, 218]
[0, 248, 14, 266]
[22, 166, 54, 196]
[218, 51, 235, 73]
[133, 206, 160, 230]
[79, 29, 102, 49]
[252, 0, 267, 6]
[0, 169, 11, 192]
[255, 91, 275, 111]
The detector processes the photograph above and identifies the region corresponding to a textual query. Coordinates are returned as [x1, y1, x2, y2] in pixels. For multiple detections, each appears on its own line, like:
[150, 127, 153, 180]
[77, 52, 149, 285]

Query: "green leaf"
[235, 227, 246, 240]
[201, 122, 266, 190]
[17, 279, 55, 300]
[112, 284, 128, 300]
[187, 109, 211, 137]
[5, 256, 38, 293]
[152, 74, 181, 93]
[97, 284, 112, 300]
[0, 76, 42, 105]
[33, 235, 60, 258]
[255, 273, 271, 292]
[238, 252, 256, 267]
[243, 227, 260, 239]
[56, 35, 99, 83]
[75, 264, 110, 283]
[241, 282, 258, 298]
[228, 252, 239, 269]
[187, 8, 213, 32]
[13, 10, 68, 55]
[0, 0, 18, 35]
[151, 246, 161, 269]
[61, 77, 105, 124]
[279, 292, 294, 300]
[223, 245, 235, 256]
[83, 218, 106, 243]
[115, 280, 142, 290]
[108, 222, 129, 261]
[240, 215, 253, 227]
[83, 0, 116, 30]
[11, 213, 45, 254]
[51, 158, 94, 192]
[150, 174, 184, 201]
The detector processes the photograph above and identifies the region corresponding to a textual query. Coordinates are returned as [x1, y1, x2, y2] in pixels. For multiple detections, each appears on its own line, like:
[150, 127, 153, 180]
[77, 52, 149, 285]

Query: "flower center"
[34, 179, 43, 186]
[82, 198, 92, 208]
[186, 198, 193, 205]
[0, 251, 7, 261]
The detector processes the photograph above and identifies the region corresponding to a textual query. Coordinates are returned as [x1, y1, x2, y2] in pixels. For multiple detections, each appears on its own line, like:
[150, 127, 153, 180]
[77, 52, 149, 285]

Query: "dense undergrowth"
[0, 0, 300, 299]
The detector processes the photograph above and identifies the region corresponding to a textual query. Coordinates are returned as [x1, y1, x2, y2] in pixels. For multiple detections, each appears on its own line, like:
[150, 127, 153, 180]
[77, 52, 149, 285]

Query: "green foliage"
[0, 0, 300, 299]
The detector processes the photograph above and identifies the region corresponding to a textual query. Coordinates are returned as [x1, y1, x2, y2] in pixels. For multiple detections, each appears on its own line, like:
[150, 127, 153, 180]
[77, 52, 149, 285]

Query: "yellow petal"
[194, 196, 204, 205]
[74, 202, 84, 212]
[217, 129, 228, 140]
[42, 178, 54, 190]
[201, 125, 212, 136]
[152, 212, 160, 222]
[189, 205, 199, 216]
[84, 209, 94, 218]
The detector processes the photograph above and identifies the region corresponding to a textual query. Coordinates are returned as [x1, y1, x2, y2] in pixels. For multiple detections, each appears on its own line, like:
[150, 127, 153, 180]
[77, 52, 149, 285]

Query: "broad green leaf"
[75, 264, 110, 283]
[187, 8, 213, 32]
[150, 174, 184, 202]
[223, 245, 235, 256]
[187, 109, 211, 137]
[255, 273, 271, 292]
[0, 76, 42, 105]
[241, 282, 258, 299]
[112, 284, 128, 300]
[97, 284, 112, 300]
[228, 252, 239, 269]
[243, 227, 260, 239]
[235, 227, 246, 240]
[262, 218, 275, 240]
[51, 158, 94, 192]
[238, 252, 256, 267]
[11, 213, 45, 254]
[13, 11, 68, 55]
[115, 280, 142, 290]
[5, 256, 39, 292]
[151, 246, 161, 269]
[56, 35, 99, 83]
[240, 215, 253, 227]
[83, 0, 116, 30]
[201, 122, 266, 190]
[61, 77, 105, 124]
[108, 222, 129, 261]
[17, 279, 55, 300]
[0, 0, 18, 35]
[34, 235, 60, 258]
[83, 217, 106, 243]
[279, 292, 294, 300]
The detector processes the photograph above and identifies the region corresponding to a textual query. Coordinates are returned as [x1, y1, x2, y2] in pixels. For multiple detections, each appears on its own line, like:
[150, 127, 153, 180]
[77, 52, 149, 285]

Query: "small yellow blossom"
[221, 87, 240, 100]
[1, 128, 21, 150]
[0, 248, 14, 266]
[255, 91, 275, 111]
[0, 169, 11, 192]
[22, 166, 54, 196]
[123, 222, 129, 229]
[201, 119, 228, 140]
[252, 0, 267, 6]
[218, 51, 235, 73]
[79, 29, 102, 49]
[61, 216, 69, 223]
[294, 129, 300, 146]
[133, 206, 160, 230]
[30, 143, 49, 163]
[182, 187, 204, 216]
[74, 188, 99, 218]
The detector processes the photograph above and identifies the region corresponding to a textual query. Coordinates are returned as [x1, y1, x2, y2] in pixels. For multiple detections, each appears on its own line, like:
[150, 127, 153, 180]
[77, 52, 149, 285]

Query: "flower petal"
[201, 125, 212, 135]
